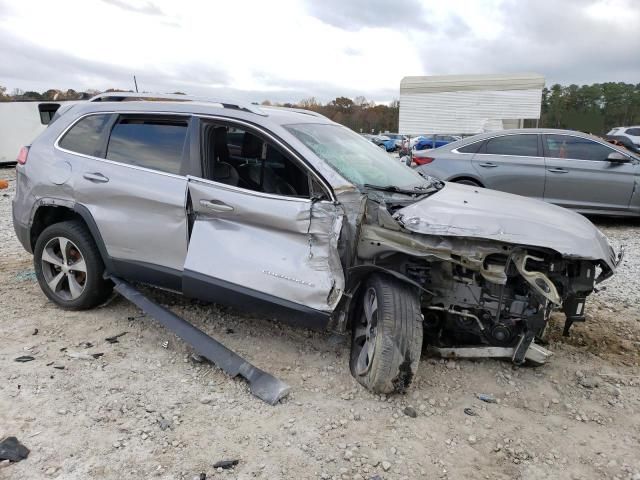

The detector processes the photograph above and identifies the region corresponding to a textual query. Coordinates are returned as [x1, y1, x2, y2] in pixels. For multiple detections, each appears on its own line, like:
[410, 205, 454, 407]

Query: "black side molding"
[110, 276, 291, 405]
[183, 269, 331, 330]
[110, 259, 182, 291]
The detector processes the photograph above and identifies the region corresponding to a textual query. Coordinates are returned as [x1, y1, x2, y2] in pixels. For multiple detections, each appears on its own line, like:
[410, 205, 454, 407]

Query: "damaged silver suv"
[12, 93, 621, 394]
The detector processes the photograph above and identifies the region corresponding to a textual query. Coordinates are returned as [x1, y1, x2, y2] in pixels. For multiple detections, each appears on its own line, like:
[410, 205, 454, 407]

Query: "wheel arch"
[30, 202, 113, 272]
[341, 265, 425, 330]
[448, 175, 484, 187]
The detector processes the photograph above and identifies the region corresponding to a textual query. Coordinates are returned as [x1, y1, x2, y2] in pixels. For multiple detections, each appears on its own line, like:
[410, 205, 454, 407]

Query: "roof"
[400, 73, 545, 94]
[63, 97, 332, 126]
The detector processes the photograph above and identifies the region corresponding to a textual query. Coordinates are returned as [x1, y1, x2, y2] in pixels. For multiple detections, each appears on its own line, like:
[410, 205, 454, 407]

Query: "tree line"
[2, 82, 639, 135]
[541, 83, 640, 134]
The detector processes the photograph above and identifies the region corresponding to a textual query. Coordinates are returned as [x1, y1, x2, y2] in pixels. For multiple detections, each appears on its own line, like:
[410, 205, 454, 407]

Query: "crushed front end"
[350, 183, 621, 365]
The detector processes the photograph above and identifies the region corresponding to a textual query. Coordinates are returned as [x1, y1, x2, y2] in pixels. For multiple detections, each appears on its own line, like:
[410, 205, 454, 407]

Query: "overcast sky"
[0, 0, 638, 103]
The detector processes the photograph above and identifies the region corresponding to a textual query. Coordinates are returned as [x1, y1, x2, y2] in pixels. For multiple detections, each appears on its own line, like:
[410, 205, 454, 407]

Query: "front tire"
[350, 274, 423, 394]
[34, 221, 112, 310]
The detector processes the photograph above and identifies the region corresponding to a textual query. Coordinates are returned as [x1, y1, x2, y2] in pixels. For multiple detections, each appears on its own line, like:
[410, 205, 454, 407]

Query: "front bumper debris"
[429, 342, 552, 365]
[110, 276, 291, 405]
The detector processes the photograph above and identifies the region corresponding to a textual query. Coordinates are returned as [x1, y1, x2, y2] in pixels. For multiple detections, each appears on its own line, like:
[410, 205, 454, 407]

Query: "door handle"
[199, 199, 234, 212]
[548, 168, 569, 174]
[83, 172, 109, 183]
[478, 162, 498, 168]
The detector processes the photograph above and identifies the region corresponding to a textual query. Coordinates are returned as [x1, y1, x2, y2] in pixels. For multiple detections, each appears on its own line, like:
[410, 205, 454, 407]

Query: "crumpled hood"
[394, 182, 618, 271]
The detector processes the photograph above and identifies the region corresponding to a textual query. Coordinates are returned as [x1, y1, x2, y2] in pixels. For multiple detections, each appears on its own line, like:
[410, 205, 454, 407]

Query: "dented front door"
[183, 177, 344, 322]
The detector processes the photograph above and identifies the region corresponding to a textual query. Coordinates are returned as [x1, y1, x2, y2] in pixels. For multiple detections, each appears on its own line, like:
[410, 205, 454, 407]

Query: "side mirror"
[400, 155, 412, 166]
[607, 151, 630, 163]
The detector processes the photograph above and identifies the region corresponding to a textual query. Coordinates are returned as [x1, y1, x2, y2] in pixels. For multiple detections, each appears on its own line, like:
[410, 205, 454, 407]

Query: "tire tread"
[350, 273, 423, 394]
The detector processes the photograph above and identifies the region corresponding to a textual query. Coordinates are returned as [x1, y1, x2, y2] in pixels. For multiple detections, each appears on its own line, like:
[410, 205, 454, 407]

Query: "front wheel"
[34, 221, 113, 310]
[350, 274, 423, 394]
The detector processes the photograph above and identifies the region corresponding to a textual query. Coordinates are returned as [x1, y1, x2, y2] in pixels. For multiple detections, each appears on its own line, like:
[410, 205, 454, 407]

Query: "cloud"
[0, 30, 230, 94]
[248, 70, 398, 103]
[0, 0, 638, 104]
[100, 0, 163, 16]
[302, 0, 429, 30]
[414, 0, 640, 85]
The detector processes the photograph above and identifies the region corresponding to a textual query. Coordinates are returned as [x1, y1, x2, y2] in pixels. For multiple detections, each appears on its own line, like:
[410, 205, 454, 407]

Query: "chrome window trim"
[54, 111, 190, 180]
[54, 111, 337, 202]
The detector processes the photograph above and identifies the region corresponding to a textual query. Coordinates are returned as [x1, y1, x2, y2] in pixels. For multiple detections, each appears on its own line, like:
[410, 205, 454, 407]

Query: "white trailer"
[399, 73, 545, 136]
[0, 101, 76, 164]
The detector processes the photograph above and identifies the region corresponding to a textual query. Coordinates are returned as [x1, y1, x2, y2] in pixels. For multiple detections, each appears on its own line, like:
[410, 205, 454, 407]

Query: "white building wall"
[399, 74, 544, 135]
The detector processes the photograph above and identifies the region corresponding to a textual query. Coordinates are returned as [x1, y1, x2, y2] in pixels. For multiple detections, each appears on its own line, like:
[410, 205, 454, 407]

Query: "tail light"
[17, 146, 30, 165]
[413, 156, 434, 166]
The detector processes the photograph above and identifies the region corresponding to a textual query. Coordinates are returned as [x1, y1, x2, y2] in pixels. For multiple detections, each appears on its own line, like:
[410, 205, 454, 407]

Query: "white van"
[0, 102, 78, 164]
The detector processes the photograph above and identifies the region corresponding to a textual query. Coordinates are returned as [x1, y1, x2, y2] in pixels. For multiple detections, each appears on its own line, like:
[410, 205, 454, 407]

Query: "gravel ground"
[1, 166, 639, 480]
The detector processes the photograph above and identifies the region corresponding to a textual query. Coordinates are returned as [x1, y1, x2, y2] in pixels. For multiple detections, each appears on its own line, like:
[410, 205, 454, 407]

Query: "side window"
[457, 141, 483, 154]
[58, 114, 112, 157]
[484, 135, 538, 156]
[545, 135, 612, 161]
[106, 116, 188, 174]
[626, 128, 640, 136]
[200, 122, 312, 198]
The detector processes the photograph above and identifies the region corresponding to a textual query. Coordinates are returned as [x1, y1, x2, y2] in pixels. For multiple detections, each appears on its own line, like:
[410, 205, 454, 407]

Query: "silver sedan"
[414, 128, 640, 217]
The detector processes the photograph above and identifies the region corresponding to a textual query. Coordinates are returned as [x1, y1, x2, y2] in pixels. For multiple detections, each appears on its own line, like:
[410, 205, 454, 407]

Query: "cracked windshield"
[285, 123, 433, 190]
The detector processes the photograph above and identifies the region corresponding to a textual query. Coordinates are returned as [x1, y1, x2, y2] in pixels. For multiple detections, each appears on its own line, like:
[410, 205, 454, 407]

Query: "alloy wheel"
[40, 236, 87, 301]
[353, 287, 379, 376]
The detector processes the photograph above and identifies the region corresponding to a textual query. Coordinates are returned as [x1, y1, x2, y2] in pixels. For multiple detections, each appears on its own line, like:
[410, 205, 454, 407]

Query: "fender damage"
[341, 182, 622, 364]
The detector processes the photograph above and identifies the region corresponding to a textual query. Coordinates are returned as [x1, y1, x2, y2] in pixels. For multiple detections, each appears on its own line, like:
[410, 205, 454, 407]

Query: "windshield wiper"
[416, 170, 445, 189]
[363, 183, 436, 195]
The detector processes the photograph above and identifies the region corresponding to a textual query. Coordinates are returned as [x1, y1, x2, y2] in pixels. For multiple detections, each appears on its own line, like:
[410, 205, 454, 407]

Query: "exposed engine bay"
[348, 192, 618, 365]
[413, 252, 596, 363]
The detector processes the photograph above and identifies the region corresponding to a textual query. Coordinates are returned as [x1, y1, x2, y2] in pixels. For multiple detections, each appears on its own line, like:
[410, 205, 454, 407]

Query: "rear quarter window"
[58, 114, 112, 157]
[456, 141, 483, 154]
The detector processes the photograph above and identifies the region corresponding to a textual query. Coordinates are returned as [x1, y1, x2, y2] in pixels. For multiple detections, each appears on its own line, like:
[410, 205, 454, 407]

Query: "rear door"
[61, 113, 190, 288]
[543, 134, 636, 213]
[471, 133, 545, 199]
[182, 117, 344, 327]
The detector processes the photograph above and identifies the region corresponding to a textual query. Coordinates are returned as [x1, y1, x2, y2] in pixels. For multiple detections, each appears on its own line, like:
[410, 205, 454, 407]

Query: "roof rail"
[262, 105, 328, 119]
[88, 92, 267, 116]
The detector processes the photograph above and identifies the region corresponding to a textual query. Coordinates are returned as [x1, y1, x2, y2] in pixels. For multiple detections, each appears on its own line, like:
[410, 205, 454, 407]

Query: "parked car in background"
[605, 134, 640, 154]
[360, 134, 396, 151]
[382, 133, 407, 149]
[371, 135, 397, 152]
[607, 126, 640, 147]
[413, 135, 461, 151]
[414, 128, 640, 217]
[397, 135, 461, 157]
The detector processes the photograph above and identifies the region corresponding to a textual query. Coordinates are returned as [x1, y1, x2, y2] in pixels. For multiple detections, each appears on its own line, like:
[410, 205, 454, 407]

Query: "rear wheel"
[350, 274, 423, 394]
[454, 178, 482, 187]
[34, 221, 112, 310]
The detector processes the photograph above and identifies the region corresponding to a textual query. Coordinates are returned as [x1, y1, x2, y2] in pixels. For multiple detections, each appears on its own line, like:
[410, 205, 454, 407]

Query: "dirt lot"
[1, 166, 639, 480]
